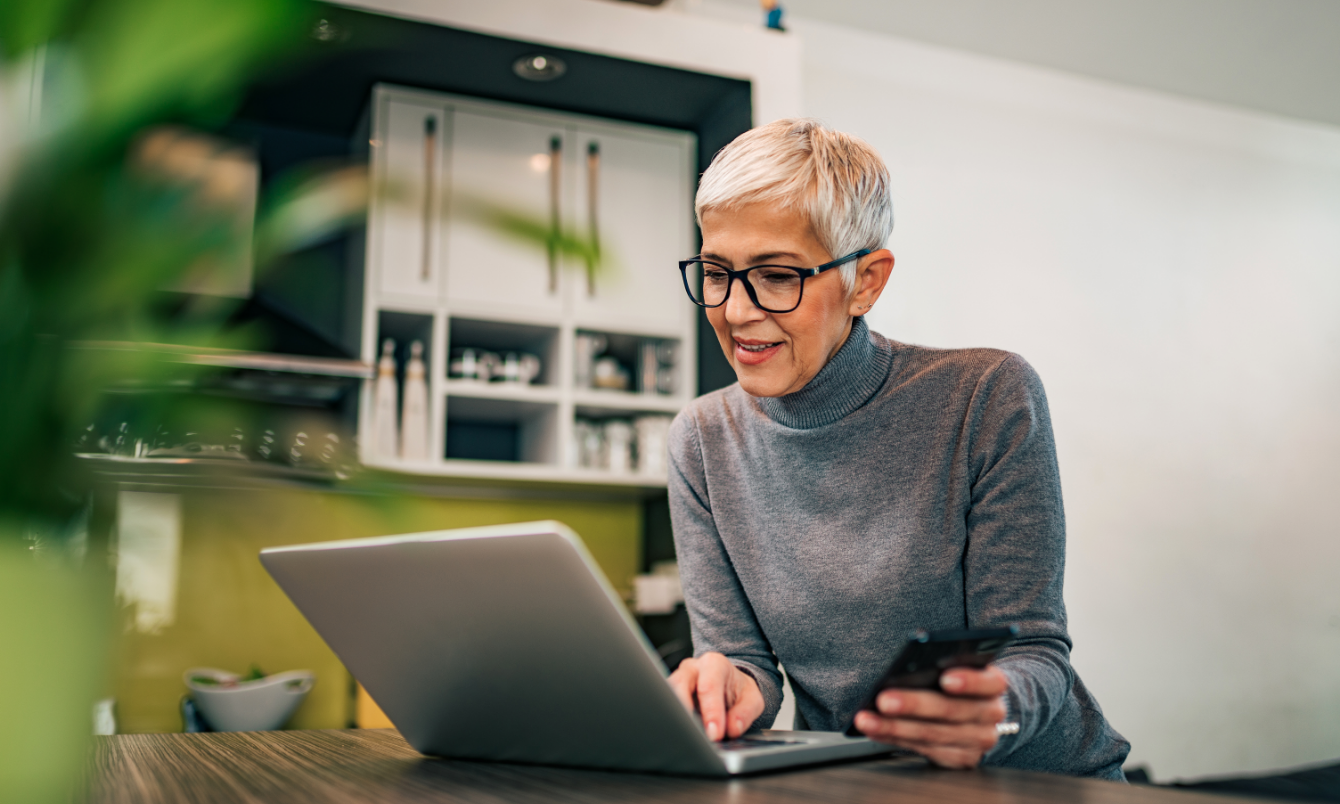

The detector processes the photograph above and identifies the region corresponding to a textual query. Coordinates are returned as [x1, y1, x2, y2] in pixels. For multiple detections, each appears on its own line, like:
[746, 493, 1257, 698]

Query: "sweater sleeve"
[667, 408, 785, 729]
[961, 354, 1075, 763]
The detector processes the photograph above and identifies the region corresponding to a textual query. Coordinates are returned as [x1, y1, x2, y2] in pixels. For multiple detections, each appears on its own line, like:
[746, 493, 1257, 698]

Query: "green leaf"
[0, 0, 82, 61]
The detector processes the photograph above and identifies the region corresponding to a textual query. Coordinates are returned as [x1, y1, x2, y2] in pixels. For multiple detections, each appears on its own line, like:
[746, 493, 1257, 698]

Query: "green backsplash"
[112, 484, 642, 734]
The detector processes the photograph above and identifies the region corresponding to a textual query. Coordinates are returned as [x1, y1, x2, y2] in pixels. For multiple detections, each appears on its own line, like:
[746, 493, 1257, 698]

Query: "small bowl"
[184, 667, 315, 732]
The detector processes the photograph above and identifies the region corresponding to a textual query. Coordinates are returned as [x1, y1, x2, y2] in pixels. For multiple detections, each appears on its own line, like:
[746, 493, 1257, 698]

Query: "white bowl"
[184, 667, 315, 732]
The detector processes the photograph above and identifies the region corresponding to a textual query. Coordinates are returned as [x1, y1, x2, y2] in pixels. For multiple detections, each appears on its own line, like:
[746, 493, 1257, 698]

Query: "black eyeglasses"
[679, 250, 871, 314]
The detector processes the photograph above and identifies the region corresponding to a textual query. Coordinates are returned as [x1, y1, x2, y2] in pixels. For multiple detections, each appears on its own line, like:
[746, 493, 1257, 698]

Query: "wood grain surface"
[86, 729, 1261, 804]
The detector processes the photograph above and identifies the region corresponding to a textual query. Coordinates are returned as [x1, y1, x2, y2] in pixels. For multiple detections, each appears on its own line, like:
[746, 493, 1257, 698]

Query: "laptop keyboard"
[717, 737, 807, 751]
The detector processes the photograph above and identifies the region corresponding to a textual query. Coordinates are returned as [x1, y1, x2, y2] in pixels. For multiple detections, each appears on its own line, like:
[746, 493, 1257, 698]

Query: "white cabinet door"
[373, 97, 448, 301]
[443, 109, 570, 321]
[570, 126, 694, 334]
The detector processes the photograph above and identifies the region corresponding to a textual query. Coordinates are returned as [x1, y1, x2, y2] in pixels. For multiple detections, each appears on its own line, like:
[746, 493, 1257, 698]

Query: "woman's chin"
[734, 367, 798, 398]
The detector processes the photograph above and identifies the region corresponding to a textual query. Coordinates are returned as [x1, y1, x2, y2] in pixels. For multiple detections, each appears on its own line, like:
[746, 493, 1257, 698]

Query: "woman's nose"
[723, 279, 766, 324]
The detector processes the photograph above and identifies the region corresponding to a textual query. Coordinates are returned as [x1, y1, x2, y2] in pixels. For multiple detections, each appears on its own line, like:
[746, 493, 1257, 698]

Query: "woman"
[666, 119, 1130, 778]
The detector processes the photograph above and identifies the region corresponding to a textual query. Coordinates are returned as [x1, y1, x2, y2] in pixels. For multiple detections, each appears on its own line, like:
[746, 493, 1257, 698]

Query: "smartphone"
[845, 625, 1018, 735]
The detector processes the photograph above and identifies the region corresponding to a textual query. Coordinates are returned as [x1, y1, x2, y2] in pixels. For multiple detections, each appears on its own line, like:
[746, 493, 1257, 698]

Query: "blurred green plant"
[0, 0, 360, 800]
[452, 193, 612, 282]
[0, 0, 363, 532]
[0, 0, 611, 795]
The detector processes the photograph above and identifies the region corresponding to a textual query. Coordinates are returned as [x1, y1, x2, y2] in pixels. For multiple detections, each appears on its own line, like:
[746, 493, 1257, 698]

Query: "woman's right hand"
[667, 652, 764, 742]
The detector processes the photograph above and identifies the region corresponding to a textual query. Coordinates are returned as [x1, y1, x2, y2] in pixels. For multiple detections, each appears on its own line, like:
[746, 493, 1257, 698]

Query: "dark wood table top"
[87, 728, 1259, 804]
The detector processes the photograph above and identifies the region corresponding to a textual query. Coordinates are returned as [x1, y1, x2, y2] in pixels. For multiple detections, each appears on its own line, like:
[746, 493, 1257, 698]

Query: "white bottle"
[605, 419, 633, 475]
[400, 340, 430, 461]
[635, 415, 672, 476]
[373, 338, 400, 460]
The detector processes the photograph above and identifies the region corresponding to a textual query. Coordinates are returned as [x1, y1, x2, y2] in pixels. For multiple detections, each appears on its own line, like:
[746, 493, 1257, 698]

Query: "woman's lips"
[734, 339, 782, 366]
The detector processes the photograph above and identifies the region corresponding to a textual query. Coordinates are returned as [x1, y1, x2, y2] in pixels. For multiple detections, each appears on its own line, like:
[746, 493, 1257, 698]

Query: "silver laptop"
[260, 520, 899, 776]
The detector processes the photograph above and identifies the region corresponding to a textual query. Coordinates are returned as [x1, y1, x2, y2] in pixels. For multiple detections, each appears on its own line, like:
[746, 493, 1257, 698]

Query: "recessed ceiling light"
[513, 54, 567, 82]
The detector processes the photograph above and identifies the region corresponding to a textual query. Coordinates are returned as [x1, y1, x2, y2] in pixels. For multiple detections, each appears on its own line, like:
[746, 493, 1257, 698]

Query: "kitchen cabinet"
[360, 85, 698, 486]
[370, 97, 448, 302]
[569, 122, 694, 335]
[444, 108, 572, 322]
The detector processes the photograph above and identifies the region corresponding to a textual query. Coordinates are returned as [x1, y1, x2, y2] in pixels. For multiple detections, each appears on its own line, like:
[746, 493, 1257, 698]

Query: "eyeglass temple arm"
[813, 249, 872, 274]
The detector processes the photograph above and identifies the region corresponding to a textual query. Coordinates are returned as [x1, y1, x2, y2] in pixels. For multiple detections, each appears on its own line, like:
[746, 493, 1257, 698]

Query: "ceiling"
[706, 0, 1340, 128]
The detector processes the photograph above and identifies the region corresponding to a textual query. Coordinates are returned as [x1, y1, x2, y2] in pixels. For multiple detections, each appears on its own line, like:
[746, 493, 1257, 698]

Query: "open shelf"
[375, 310, 434, 396]
[448, 317, 559, 387]
[574, 390, 683, 416]
[445, 380, 560, 404]
[444, 396, 558, 465]
[576, 328, 682, 397]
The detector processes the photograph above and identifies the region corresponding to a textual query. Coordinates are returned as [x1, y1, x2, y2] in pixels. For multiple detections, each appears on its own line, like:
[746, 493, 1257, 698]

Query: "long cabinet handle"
[586, 140, 600, 297]
[421, 115, 437, 283]
[548, 135, 562, 294]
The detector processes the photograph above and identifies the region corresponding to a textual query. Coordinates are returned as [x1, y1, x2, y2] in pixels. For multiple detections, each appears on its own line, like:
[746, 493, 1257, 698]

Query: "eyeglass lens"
[686, 262, 803, 312]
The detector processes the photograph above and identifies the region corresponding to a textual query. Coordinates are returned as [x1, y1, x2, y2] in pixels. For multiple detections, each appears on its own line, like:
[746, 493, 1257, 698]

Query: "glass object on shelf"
[498, 352, 541, 385]
[100, 421, 142, 457]
[448, 348, 499, 382]
[74, 411, 356, 477]
[570, 414, 673, 474]
[638, 338, 678, 396]
[449, 348, 541, 385]
[572, 418, 606, 469]
[257, 429, 277, 462]
[573, 332, 607, 389]
[287, 430, 309, 466]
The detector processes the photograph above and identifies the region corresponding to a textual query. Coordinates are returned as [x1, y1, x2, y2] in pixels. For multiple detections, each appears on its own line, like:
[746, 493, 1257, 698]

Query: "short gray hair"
[695, 119, 894, 290]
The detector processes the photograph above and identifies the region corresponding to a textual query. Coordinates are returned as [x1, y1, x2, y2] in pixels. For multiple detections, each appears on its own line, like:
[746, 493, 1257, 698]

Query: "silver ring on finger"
[995, 721, 1020, 736]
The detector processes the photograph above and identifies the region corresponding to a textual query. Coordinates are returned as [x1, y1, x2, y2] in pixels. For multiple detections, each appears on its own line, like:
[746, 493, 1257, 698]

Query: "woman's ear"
[847, 249, 895, 316]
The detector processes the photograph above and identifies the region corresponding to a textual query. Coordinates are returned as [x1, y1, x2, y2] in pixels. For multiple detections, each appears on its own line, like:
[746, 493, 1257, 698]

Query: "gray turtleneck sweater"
[668, 317, 1130, 779]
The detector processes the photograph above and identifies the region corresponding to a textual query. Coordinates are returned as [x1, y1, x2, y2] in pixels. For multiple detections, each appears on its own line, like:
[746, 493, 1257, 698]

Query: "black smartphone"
[845, 625, 1018, 736]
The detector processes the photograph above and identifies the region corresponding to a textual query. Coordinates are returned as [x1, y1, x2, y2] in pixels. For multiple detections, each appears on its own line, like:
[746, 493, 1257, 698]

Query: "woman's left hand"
[852, 665, 1009, 769]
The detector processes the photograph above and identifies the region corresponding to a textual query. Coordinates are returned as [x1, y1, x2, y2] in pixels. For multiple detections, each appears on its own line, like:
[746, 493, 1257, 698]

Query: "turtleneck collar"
[755, 316, 893, 430]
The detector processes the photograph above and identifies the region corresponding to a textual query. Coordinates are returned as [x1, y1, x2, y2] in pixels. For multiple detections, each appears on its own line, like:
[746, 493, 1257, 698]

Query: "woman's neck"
[754, 316, 892, 429]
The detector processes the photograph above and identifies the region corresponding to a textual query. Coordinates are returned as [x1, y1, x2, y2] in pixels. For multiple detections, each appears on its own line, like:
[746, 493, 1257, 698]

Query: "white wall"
[785, 16, 1340, 782]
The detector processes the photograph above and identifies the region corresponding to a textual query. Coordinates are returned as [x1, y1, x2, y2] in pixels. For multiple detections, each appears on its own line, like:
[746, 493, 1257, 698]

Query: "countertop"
[86, 728, 1267, 804]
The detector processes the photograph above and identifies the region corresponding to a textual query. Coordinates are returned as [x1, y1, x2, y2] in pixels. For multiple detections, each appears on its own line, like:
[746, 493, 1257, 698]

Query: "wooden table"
[87, 729, 1261, 804]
